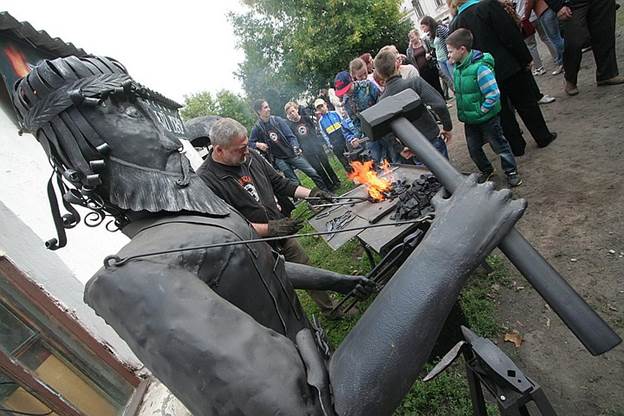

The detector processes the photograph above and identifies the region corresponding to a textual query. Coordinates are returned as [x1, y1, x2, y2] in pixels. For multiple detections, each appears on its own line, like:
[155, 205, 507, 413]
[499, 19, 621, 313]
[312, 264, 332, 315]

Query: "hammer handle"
[391, 117, 621, 356]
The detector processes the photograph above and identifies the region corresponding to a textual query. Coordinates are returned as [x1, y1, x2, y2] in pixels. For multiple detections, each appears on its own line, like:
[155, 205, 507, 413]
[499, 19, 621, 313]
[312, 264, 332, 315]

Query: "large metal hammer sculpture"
[358, 89, 621, 356]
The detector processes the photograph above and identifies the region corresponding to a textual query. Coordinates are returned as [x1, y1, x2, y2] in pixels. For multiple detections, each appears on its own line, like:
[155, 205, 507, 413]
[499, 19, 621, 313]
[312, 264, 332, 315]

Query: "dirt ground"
[444, 23, 624, 415]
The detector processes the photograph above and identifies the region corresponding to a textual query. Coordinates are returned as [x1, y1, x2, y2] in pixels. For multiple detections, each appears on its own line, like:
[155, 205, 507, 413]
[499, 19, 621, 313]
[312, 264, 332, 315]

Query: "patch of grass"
[460, 256, 510, 338]
[393, 256, 508, 415]
[293, 154, 511, 415]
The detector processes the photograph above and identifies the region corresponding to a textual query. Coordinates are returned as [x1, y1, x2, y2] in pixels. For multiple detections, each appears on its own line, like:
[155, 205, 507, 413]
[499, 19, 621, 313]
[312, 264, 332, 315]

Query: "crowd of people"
[219, 0, 620, 191]
[190, 0, 621, 314]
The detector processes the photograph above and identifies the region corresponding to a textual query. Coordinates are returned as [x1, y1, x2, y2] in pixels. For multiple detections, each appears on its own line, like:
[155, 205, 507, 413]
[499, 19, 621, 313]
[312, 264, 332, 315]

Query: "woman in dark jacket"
[406, 28, 445, 97]
[450, 0, 557, 155]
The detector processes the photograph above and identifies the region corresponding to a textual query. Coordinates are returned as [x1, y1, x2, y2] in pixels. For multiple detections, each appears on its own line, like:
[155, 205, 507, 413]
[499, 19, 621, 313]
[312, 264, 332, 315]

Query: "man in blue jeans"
[249, 99, 329, 191]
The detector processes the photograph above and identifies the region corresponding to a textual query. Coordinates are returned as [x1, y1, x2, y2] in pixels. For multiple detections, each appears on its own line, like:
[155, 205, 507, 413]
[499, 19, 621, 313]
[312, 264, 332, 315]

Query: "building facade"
[402, 0, 452, 27]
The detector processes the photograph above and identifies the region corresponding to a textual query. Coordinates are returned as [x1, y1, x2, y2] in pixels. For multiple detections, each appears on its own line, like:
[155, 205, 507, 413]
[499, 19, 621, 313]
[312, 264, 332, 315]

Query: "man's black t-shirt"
[286, 116, 325, 157]
[197, 150, 298, 224]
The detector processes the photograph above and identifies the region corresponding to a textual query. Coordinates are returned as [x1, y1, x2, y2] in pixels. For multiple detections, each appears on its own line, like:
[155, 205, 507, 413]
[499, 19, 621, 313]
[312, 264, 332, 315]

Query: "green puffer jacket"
[453, 50, 501, 124]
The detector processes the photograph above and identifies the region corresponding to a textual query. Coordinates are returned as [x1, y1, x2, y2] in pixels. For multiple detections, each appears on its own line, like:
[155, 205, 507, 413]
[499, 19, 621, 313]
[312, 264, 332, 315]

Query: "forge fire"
[348, 160, 394, 201]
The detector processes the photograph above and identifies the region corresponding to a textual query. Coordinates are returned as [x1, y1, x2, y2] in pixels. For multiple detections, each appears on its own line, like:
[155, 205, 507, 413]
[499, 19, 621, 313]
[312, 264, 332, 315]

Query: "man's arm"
[318, 117, 332, 146]
[341, 116, 360, 142]
[284, 261, 374, 298]
[369, 80, 381, 103]
[524, 0, 535, 20]
[410, 77, 453, 132]
[489, 0, 533, 66]
[249, 125, 270, 152]
[477, 65, 501, 113]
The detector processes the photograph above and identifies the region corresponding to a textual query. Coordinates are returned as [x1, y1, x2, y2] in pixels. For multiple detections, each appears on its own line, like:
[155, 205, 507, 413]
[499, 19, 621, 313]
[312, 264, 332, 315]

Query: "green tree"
[180, 90, 256, 131]
[180, 91, 217, 120]
[229, 0, 412, 107]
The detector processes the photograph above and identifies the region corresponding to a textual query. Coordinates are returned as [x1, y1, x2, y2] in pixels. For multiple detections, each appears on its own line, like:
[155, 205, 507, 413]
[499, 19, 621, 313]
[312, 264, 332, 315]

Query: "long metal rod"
[305, 196, 369, 201]
[390, 117, 621, 355]
[312, 200, 368, 209]
[104, 216, 432, 268]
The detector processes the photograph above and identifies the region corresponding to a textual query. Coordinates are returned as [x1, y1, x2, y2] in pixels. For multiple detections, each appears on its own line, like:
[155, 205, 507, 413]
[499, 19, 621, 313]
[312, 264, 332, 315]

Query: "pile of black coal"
[390, 175, 441, 220]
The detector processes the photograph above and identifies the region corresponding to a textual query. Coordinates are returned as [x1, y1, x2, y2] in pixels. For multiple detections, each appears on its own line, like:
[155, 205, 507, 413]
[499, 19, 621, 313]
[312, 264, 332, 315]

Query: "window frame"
[0, 256, 147, 416]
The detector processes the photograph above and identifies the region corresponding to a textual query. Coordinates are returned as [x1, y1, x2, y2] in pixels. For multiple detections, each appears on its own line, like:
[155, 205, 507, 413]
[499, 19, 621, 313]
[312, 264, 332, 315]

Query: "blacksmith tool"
[358, 88, 621, 355]
[331, 227, 427, 316]
[104, 218, 431, 268]
[305, 196, 369, 201]
[424, 326, 557, 416]
[326, 211, 357, 240]
[312, 200, 368, 209]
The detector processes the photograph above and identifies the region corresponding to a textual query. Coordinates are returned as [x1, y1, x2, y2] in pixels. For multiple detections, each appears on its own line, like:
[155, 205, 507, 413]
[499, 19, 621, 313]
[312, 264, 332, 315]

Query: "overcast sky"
[2, 1, 246, 102]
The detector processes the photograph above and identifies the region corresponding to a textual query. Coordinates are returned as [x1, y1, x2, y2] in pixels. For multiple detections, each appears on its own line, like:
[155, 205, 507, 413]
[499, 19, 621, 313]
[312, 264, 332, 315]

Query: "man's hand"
[309, 187, 334, 202]
[441, 130, 452, 144]
[351, 138, 361, 148]
[429, 174, 526, 256]
[267, 217, 304, 237]
[256, 142, 269, 152]
[557, 6, 572, 20]
[332, 275, 376, 300]
[400, 147, 416, 159]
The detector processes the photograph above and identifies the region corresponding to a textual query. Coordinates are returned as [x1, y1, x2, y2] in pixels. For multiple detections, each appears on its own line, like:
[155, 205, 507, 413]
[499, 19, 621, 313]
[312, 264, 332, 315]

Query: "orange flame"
[4, 46, 31, 77]
[348, 159, 394, 201]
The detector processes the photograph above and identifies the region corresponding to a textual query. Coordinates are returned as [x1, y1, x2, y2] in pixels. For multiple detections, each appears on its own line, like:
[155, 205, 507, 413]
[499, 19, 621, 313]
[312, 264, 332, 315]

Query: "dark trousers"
[274, 155, 329, 191]
[465, 116, 518, 176]
[419, 65, 445, 98]
[279, 238, 335, 312]
[329, 135, 352, 172]
[498, 69, 553, 155]
[561, 0, 618, 84]
[305, 151, 341, 190]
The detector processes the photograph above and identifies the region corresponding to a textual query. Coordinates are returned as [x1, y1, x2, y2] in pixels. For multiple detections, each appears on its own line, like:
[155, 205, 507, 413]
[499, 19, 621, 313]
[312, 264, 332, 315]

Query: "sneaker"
[532, 67, 546, 76]
[597, 76, 624, 86]
[477, 170, 495, 184]
[507, 173, 523, 187]
[538, 95, 556, 104]
[552, 65, 563, 75]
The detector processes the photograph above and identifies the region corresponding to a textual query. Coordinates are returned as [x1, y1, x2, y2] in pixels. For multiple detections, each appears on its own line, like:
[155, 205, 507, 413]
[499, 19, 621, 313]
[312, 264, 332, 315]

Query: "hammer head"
[358, 89, 423, 139]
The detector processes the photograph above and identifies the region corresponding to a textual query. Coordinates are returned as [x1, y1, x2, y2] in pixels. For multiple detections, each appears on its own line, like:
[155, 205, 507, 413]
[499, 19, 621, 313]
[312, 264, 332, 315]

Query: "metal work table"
[308, 165, 433, 255]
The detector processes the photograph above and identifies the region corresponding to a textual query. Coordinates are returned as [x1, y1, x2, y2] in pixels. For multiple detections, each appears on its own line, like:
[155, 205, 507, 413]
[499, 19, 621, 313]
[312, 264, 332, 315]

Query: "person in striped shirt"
[447, 28, 522, 187]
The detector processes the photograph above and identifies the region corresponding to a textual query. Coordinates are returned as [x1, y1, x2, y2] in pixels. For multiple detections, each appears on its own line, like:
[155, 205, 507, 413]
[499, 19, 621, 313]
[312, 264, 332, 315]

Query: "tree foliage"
[229, 0, 413, 109]
[180, 90, 256, 131]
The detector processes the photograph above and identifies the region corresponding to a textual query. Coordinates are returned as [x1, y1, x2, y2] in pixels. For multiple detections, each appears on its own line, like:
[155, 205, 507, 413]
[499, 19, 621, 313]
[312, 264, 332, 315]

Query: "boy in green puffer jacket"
[447, 28, 522, 187]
